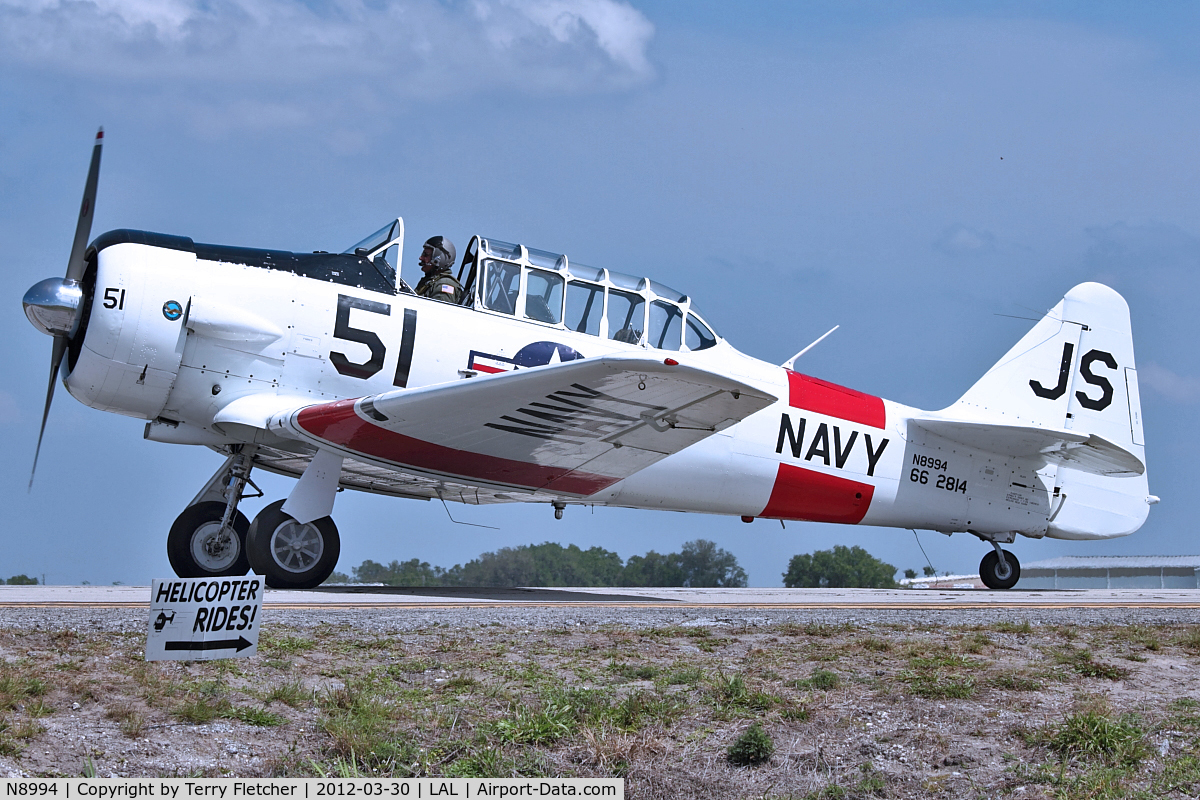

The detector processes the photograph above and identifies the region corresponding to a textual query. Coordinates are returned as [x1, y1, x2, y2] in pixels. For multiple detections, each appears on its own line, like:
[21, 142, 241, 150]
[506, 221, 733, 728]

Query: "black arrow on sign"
[164, 637, 254, 653]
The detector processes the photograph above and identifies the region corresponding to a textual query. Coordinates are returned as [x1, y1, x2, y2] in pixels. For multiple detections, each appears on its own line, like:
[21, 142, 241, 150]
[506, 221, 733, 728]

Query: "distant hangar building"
[1020, 556, 1200, 589]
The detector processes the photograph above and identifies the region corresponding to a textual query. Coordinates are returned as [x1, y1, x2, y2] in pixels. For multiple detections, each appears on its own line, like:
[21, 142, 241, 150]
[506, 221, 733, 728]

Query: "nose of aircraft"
[23, 277, 83, 338]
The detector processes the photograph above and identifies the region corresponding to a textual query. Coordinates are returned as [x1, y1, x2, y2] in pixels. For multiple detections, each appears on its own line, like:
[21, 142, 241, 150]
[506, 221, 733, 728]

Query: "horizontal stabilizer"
[910, 417, 1145, 477]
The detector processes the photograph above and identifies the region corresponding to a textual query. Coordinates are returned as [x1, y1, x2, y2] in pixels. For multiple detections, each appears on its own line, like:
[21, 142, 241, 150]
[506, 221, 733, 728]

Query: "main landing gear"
[168, 447, 343, 589]
[978, 539, 1021, 590]
[246, 500, 340, 590]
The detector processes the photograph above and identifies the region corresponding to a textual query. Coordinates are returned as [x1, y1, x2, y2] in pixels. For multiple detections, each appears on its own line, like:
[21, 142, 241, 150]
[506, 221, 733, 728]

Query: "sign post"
[146, 577, 262, 661]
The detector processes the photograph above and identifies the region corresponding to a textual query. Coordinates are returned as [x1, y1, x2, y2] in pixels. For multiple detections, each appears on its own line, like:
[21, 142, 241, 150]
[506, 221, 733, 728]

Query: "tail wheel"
[980, 549, 1021, 590]
[166, 501, 250, 578]
[247, 500, 340, 590]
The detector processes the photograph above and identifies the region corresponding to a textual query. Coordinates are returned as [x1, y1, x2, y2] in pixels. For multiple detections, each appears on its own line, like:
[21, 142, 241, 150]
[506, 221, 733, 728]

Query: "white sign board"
[146, 577, 262, 661]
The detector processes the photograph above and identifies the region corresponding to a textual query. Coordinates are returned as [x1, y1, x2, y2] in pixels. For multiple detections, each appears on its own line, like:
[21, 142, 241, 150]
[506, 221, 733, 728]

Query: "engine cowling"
[64, 237, 192, 420]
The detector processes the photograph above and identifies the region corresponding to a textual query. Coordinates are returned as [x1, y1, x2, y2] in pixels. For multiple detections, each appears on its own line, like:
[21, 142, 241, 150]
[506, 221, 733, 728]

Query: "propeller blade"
[64, 128, 103, 284]
[29, 335, 67, 491]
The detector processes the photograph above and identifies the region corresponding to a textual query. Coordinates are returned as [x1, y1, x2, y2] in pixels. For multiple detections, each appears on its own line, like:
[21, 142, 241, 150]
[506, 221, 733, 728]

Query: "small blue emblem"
[163, 300, 183, 321]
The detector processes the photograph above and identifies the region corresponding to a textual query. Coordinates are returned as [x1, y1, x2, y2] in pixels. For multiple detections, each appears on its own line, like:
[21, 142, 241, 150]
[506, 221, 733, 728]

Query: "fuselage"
[61, 229, 1144, 544]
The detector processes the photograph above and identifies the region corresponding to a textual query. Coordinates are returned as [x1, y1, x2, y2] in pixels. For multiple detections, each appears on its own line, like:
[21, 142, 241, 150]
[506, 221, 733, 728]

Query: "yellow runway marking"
[4, 601, 1200, 610]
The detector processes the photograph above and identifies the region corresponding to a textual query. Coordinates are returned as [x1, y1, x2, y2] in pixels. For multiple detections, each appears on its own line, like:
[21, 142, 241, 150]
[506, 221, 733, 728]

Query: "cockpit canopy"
[458, 236, 720, 352]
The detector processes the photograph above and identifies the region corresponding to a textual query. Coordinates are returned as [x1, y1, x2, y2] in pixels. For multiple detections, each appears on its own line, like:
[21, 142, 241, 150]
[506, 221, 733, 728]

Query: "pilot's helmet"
[420, 236, 456, 272]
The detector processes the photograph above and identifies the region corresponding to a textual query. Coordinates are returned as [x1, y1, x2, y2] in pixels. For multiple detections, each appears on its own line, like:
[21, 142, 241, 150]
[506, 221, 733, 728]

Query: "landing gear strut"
[167, 449, 260, 578]
[247, 500, 341, 590]
[979, 542, 1021, 590]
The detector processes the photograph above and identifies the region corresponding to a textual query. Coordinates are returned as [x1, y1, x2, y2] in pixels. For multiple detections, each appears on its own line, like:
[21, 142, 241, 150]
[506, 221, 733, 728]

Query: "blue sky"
[2, 1, 1198, 585]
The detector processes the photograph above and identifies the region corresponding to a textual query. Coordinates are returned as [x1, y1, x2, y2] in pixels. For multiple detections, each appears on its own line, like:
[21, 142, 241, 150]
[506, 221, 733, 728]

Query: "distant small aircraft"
[23, 132, 1155, 590]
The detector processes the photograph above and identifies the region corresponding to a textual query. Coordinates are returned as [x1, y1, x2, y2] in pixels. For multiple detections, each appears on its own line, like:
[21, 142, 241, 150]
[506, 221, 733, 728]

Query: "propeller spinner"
[22, 128, 104, 490]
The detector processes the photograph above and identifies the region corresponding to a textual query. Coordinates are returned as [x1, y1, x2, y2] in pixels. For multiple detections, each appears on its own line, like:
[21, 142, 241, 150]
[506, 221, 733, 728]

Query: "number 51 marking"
[329, 294, 418, 388]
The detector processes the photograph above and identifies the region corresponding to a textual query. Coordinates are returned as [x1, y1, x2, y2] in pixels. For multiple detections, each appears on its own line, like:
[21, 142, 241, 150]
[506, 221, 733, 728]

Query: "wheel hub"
[191, 521, 239, 571]
[269, 520, 324, 574]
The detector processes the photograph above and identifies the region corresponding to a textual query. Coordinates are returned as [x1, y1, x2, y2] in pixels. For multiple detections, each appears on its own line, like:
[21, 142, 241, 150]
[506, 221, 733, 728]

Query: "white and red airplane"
[23, 132, 1155, 590]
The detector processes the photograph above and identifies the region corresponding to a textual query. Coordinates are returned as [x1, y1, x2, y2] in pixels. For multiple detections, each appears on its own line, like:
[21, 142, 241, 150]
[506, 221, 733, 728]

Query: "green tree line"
[329, 539, 748, 588]
[329, 540, 920, 589]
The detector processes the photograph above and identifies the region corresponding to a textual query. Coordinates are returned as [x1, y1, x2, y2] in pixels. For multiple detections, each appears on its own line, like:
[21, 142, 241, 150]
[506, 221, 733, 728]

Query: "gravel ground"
[0, 606, 1198, 799]
[4, 605, 1200, 633]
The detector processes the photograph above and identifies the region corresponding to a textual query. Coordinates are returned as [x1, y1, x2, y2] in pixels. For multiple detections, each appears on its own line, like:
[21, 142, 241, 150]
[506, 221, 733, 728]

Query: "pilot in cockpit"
[415, 236, 463, 304]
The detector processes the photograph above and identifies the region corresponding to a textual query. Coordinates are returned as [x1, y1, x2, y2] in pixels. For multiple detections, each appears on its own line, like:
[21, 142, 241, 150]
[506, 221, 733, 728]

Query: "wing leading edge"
[271, 355, 776, 497]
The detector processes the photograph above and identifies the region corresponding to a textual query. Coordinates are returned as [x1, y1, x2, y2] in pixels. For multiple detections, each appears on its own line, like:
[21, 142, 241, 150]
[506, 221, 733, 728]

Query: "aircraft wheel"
[980, 549, 1020, 590]
[166, 502, 250, 578]
[247, 500, 340, 590]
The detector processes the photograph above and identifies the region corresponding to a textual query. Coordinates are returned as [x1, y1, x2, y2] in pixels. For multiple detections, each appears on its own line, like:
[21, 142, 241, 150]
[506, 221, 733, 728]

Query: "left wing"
[269, 355, 775, 498]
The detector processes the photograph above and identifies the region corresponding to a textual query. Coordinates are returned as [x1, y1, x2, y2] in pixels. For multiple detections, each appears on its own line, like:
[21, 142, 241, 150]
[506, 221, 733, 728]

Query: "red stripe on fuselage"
[786, 371, 885, 429]
[295, 400, 618, 496]
[759, 462, 874, 524]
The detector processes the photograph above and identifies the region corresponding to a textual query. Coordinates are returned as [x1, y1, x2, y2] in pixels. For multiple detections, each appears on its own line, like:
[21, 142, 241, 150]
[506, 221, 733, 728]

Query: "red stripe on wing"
[759, 462, 874, 524]
[296, 399, 618, 496]
[787, 371, 885, 429]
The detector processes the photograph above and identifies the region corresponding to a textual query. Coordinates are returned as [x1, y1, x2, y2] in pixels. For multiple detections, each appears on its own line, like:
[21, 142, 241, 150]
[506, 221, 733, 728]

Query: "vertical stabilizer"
[949, 297, 1082, 428]
[946, 283, 1150, 539]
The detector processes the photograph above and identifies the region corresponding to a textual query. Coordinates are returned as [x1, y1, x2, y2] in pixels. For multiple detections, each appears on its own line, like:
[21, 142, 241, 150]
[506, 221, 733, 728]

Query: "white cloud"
[492, 0, 653, 74]
[0, 0, 655, 122]
[933, 224, 997, 255]
[1085, 222, 1200, 273]
[1140, 362, 1200, 403]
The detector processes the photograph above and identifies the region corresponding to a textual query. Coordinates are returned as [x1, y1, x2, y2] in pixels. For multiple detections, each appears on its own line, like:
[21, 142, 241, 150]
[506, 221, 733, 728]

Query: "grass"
[709, 673, 783, 713]
[1165, 697, 1200, 729]
[443, 747, 514, 779]
[662, 666, 705, 686]
[899, 649, 982, 699]
[1177, 628, 1200, 653]
[1014, 700, 1155, 800]
[779, 622, 856, 638]
[1051, 648, 1131, 681]
[262, 633, 316, 656]
[990, 672, 1044, 692]
[106, 702, 144, 738]
[601, 689, 685, 730]
[491, 702, 576, 744]
[1047, 711, 1148, 766]
[235, 706, 285, 726]
[174, 693, 285, 727]
[727, 722, 773, 766]
[610, 662, 659, 681]
[262, 680, 310, 707]
[959, 631, 992, 654]
[1155, 753, 1200, 795]
[1120, 625, 1161, 651]
[792, 669, 840, 691]
[858, 637, 892, 653]
[0, 673, 49, 711]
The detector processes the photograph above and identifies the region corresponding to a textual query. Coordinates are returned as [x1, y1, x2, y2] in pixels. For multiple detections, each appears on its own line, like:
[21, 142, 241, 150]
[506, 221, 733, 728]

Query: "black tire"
[246, 500, 340, 590]
[166, 501, 250, 578]
[980, 549, 1020, 590]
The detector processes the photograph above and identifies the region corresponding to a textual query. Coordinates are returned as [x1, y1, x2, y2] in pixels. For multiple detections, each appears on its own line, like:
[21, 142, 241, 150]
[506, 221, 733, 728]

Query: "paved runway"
[2, 584, 1200, 609]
